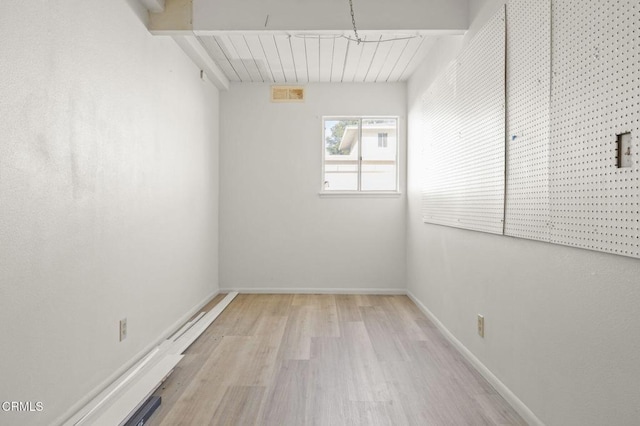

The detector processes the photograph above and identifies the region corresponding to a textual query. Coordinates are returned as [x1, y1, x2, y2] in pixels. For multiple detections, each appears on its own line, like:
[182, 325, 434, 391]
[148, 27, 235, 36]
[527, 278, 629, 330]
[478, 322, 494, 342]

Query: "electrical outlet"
[477, 315, 485, 338]
[119, 318, 127, 342]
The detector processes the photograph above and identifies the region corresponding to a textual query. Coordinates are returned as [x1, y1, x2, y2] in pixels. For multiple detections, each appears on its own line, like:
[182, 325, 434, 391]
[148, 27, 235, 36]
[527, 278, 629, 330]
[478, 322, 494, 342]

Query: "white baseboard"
[219, 287, 407, 295]
[54, 289, 221, 426]
[406, 291, 544, 426]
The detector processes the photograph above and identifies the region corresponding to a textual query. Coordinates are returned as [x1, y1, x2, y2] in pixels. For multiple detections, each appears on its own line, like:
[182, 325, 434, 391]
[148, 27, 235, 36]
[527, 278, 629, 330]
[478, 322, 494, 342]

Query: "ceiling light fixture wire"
[348, 0, 362, 44]
[293, 34, 421, 43]
[341, 35, 419, 43]
[343, 0, 419, 44]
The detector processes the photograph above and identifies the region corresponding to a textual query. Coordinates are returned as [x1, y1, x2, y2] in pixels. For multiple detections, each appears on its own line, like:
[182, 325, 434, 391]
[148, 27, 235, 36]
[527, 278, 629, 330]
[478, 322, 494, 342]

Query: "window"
[322, 117, 398, 193]
[378, 132, 388, 148]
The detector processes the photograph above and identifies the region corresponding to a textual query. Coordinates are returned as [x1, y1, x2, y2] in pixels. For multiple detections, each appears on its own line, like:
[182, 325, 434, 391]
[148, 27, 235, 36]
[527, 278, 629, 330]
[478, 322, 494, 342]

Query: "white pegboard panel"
[504, 0, 551, 241]
[422, 6, 506, 234]
[549, 0, 640, 258]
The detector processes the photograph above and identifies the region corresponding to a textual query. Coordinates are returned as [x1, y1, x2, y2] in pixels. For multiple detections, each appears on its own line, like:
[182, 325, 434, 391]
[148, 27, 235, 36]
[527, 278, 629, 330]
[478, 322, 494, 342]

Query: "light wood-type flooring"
[149, 294, 526, 426]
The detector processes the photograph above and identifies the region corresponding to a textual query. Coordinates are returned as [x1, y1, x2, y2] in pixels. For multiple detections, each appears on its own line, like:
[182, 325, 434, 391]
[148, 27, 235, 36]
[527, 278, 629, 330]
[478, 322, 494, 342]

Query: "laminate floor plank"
[210, 385, 265, 426]
[474, 393, 529, 426]
[335, 294, 362, 322]
[277, 306, 314, 360]
[354, 294, 379, 307]
[309, 298, 340, 338]
[157, 336, 254, 426]
[343, 400, 409, 426]
[360, 305, 412, 362]
[157, 315, 287, 425]
[149, 294, 526, 426]
[260, 360, 312, 426]
[149, 336, 223, 423]
[254, 293, 294, 317]
[206, 294, 263, 336]
[381, 296, 429, 342]
[341, 321, 393, 403]
[308, 338, 350, 425]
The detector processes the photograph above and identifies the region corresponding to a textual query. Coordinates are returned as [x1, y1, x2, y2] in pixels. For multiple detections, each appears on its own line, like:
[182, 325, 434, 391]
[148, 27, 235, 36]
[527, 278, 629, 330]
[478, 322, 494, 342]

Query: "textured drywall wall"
[219, 83, 406, 292]
[0, 1, 219, 424]
[407, 1, 640, 425]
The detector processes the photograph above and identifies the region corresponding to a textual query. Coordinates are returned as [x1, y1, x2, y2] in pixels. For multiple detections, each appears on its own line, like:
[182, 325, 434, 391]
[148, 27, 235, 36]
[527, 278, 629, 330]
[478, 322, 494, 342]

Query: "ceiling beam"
[149, 0, 192, 33]
[172, 35, 230, 90]
[139, 0, 166, 13]
[150, 0, 468, 34]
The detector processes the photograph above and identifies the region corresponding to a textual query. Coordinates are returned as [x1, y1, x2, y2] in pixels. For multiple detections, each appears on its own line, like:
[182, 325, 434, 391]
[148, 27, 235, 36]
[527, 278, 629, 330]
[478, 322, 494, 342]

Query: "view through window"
[322, 117, 398, 192]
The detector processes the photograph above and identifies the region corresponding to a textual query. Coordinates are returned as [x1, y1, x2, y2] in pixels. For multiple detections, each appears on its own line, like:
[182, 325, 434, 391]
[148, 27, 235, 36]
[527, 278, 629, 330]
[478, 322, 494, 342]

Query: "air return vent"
[271, 86, 305, 102]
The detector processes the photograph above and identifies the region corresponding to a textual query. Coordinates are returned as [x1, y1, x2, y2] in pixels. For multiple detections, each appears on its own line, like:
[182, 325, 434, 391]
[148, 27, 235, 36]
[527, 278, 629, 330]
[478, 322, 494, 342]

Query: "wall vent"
[271, 86, 305, 102]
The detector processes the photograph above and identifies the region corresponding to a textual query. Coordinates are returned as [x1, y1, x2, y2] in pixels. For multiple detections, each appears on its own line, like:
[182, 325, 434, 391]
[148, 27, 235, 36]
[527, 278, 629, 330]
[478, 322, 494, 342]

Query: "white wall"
[219, 83, 406, 292]
[0, 1, 220, 425]
[407, 1, 640, 425]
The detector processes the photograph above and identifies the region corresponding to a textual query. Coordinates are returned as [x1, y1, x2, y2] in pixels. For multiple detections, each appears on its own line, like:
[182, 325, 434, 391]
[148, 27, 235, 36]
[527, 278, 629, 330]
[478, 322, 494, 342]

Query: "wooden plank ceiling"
[196, 33, 436, 83]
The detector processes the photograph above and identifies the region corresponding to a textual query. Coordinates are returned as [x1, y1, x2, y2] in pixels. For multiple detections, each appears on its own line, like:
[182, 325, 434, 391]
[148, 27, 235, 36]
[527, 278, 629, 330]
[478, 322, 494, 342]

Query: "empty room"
[1, 0, 639, 425]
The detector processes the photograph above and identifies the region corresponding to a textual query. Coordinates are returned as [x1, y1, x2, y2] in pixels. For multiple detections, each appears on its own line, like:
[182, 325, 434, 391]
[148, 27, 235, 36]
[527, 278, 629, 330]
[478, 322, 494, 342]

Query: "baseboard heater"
[63, 292, 238, 426]
[124, 396, 161, 426]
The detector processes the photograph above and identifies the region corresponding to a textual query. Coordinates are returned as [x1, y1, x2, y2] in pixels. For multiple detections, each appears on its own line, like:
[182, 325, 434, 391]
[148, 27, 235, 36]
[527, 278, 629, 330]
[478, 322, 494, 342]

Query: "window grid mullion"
[357, 118, 362, 191]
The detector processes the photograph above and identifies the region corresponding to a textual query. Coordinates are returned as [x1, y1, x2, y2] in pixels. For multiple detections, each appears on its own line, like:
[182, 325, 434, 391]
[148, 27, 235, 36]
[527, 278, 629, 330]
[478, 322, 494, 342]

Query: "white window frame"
[320, 116, 400, 196]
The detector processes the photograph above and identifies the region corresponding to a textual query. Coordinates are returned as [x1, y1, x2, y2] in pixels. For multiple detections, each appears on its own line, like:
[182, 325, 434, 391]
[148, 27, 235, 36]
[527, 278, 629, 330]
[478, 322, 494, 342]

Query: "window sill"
[318, 191, 402, 198]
